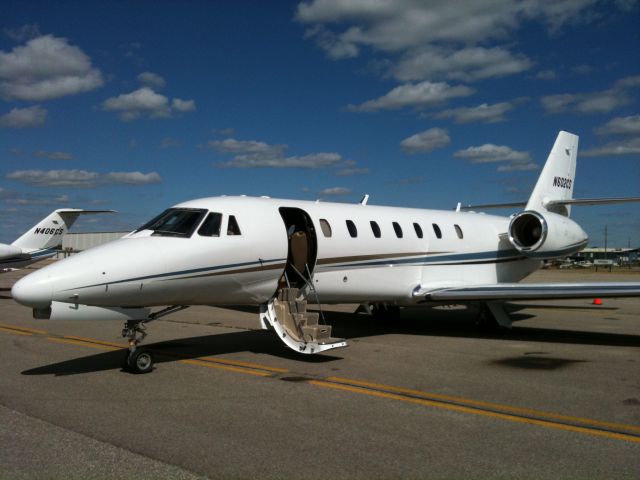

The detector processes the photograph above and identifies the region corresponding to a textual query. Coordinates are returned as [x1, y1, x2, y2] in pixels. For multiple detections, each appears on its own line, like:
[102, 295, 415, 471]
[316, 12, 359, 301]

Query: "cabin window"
[135, 208, 207, 238]
[454, 224, 464, 239]
[370, 221, 381, 238]
[432, 223, 442, 239]
[413, 223, 423, 239]
[319, 219, 332, 237]
[227, 215, 242, 235]
[198, 212, 222, 237]
[392, 222, 403, 238]
[346, 220, 357, 238]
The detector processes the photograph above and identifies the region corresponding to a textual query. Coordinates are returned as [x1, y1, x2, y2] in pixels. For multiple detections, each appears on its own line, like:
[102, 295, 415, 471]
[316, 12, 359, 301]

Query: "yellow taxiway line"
[0, 325, 32, 336]
[325, 376, 640, 435]
[0, 322, 47, 335]
[309, 380, 640, 444]
[48, 337, 119, 351]
[2, 321, 639, 443]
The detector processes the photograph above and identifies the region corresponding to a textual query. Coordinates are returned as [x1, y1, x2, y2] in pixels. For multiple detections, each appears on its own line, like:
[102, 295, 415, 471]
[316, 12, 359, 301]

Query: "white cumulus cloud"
[295, 0, 611, 86]
[400, 128, 451, 154]
[319, 187, 352, 196]
[103, 87, 170, 121]
[211, 138, 343, 169]
[137, 71, 166, 88]
[209, 138, 286, 156]
[102, 87, 196, 121]
[347, 80, 474, 112]
[393, 46, 532, 83]
[172, 98, 196, 112]
[6, 169, 161, 187]
[454, 144, 537, 171]
[103, 171, 162, 184]
[0, 105, 47, 128]
[435, 101, 518, 124]
[0, 34, 103, 101]
[581, 137, 640, 157]
[595, 115, 640, 136]
[541, 75, 640, 115]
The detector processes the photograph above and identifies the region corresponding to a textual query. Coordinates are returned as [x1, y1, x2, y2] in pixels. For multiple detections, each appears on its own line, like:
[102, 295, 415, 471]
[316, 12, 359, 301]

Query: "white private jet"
[1, 209, 114, 271]
[11, 131, 640, 373]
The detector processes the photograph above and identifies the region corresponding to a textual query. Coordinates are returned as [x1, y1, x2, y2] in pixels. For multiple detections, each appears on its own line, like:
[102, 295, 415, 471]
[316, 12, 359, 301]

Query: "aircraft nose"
[11, 272, 53, 308]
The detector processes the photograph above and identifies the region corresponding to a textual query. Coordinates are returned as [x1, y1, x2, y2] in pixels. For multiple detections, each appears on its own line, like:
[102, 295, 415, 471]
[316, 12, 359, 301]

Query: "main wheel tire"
[126, 349, 154, 374]
[475, 305, 507, 334]
[371, 303, 401, 321]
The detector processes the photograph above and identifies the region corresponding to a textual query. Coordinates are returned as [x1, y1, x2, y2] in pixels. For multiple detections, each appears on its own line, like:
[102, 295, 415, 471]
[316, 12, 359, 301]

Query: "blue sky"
[1, 0, 639, 246]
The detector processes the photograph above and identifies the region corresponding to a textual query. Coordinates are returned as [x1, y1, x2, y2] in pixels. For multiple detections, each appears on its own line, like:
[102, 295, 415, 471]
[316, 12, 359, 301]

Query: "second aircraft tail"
[11, 209, 114, 252]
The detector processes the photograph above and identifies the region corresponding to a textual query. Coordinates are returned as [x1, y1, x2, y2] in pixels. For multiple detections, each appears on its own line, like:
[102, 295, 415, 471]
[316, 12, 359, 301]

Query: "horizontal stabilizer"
[546, 197, 640, 207]
[459, 201, 526, 211]
[460, 197, 640, 211]
[414, 282, 640, 301]
[56, 209, 117, 218]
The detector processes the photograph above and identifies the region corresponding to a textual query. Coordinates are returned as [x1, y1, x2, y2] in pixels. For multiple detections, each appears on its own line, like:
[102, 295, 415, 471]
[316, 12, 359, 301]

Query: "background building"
[57, 232, 129, 258]
[571, 247, 640, 265]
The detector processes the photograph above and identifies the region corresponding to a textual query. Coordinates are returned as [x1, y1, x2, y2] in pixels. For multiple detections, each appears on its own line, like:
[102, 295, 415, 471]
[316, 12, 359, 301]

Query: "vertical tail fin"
[525, 131, 579, 216]
[11, 209, 114, 252]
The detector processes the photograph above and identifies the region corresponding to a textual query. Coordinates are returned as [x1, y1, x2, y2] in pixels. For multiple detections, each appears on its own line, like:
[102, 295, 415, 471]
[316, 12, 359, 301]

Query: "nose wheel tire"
[124, 349, 154, 374]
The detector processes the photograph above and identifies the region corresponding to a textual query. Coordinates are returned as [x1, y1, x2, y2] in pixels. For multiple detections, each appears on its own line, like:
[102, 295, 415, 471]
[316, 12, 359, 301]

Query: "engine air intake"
[509, 211, 547, 252]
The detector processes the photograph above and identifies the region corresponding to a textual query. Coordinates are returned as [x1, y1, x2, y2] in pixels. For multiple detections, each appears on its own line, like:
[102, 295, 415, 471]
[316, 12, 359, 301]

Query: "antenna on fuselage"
[360, 194, 369, 205]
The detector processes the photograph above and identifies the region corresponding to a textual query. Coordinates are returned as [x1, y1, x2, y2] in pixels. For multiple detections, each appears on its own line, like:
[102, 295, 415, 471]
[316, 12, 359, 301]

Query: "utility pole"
[604, 225, 608, 261]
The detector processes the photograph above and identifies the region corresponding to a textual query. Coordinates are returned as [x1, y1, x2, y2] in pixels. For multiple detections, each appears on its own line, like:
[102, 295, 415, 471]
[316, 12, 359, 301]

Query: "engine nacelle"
[0, 243, 23, 260]
[34, 301, 150, 321]
[508, 210, 588, 258]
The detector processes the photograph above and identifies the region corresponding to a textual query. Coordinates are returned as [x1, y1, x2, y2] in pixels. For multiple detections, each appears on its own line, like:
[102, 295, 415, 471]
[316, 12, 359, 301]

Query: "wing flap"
[416, 282, 640, 301]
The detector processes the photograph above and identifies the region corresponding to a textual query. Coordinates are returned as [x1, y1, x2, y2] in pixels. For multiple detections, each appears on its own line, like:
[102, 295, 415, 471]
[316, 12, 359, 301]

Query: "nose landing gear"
[122, 320, 153, 374]
[119, 305, 189, 374]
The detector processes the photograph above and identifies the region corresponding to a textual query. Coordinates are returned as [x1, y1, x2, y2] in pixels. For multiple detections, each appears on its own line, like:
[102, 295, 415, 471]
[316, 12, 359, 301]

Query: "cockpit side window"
[227, 215, 242, 235]
[135, 208, 207, 237]
[198, 212, 222, 237]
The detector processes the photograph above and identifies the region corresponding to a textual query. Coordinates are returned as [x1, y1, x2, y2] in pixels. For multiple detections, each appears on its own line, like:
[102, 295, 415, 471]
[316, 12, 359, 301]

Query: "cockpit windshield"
[135, 208, 207, 237]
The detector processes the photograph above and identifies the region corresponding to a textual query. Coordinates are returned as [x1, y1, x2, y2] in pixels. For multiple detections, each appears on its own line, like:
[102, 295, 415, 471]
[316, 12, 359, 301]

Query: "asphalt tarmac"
[1, 264, 639, 479]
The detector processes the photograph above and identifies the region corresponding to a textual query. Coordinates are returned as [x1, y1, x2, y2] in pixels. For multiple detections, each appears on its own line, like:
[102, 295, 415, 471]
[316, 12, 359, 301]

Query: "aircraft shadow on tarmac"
[21, 329, 339, 377]
[21, 303, 639, 377]
[315, 303, 640, 348]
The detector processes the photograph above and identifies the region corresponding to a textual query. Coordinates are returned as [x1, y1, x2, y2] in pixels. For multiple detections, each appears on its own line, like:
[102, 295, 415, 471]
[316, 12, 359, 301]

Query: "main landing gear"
[120, 305, 189, 374]
[475, 302, 513, 332]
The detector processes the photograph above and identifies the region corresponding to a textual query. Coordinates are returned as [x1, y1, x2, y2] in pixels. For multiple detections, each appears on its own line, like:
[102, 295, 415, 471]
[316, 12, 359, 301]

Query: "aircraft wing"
[414, 282, 640, 301]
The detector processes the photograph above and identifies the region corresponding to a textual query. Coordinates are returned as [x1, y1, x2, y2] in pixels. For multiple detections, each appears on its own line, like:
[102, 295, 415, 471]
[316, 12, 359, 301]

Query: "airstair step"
[304, 312, 319, 325]
[302, 324, 332, 341]
[291, 312, 307, 325]
[287, 300, 307, 314]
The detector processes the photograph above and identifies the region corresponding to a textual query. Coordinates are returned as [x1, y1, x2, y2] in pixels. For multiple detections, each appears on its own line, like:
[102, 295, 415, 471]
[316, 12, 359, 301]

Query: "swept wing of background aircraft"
[1, 209, 114, 271]
[11, 132, 640, 373]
